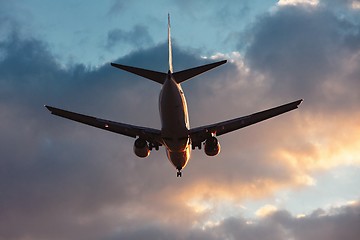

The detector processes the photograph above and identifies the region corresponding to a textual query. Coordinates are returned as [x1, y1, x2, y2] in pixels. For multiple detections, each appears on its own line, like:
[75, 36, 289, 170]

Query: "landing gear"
[148, 143, 160, 151]
[177, 170, 182, 177]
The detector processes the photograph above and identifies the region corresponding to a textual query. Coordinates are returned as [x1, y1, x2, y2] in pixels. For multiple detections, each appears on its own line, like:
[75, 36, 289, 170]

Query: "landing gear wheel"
[177, 170, 182, 177]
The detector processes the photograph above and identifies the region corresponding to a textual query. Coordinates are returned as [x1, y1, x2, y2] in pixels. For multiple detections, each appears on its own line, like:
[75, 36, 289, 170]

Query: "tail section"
[167, 14, 227, 83]
[110, 15, 227, 85]
[168, 13, 173, 73]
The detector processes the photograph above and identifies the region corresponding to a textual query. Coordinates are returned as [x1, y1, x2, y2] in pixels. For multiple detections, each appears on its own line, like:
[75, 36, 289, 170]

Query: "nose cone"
[166, 146, 191, 171]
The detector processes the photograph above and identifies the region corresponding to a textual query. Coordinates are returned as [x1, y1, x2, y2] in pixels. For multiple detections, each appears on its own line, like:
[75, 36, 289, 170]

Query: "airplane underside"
[45, 14, 302, 177]
[166, 146, 191, 177]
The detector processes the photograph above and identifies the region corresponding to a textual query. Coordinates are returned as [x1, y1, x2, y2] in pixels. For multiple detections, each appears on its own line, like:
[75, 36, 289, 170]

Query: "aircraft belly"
[159, 77, 189, 151]
[161, 115, 189, 151]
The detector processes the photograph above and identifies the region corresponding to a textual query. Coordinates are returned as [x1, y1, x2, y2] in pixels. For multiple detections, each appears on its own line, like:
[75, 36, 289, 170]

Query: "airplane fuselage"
[159, 72, 191, 171]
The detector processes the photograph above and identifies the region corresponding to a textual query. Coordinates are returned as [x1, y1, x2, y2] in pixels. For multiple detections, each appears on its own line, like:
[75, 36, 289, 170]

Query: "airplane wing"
[189, 99, 303, 147]
[45, 106, 162, 146]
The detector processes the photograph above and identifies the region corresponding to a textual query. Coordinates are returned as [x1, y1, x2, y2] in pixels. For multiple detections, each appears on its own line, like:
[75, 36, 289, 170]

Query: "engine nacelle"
[133, 138, 150, 158]
[204, 137, 221, 156]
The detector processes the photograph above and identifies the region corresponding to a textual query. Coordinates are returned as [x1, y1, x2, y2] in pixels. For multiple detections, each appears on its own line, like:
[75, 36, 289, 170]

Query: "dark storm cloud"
[243, 4, 360, 112]
[269, 203, 360, 240]
[0, 32, 145, 240]
[104, 201, 360, 240]
[105, 25, 154, 50]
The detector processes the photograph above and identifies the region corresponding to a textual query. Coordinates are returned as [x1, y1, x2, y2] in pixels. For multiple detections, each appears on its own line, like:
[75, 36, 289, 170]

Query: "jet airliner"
[45, 15, 302, 177]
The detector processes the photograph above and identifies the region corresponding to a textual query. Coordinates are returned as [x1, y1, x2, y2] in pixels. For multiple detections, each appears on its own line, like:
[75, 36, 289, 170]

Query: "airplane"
[45, 14, 302, 177]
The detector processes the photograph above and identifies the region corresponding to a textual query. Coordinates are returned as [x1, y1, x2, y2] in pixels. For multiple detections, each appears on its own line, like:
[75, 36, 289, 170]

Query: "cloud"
[321, 0, 360, 9]
[278, 0, 320, 6]
[0, 30, 155, 240]
[352, 1, 360, 9]
[107, 0, 125, 16]
[105, 201, 360, 240]
[243, 4, 360, 111]
[105, 25, 154, 50]
[237, 4, 360, 172]
[256, 204, 278, 217]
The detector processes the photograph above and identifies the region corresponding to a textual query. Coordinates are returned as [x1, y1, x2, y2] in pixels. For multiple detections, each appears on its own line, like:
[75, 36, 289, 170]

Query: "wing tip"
[110, 62, 120, 68]
[44, 105, 57, 114]
[296, 99, 304, 107]
[44, 105, 51, 111]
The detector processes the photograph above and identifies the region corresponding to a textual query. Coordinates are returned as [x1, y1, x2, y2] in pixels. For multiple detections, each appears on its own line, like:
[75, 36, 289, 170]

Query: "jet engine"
[133, 138, 150, 158]
[204, 136, 221, 156]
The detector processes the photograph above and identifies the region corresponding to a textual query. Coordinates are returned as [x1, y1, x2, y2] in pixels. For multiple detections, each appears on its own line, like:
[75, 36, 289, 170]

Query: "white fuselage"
[159, 73, 191, 171]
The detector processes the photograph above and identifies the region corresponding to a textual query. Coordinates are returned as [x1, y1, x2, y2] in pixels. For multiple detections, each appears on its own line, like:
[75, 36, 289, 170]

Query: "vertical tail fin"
[168, 13, 173, 73]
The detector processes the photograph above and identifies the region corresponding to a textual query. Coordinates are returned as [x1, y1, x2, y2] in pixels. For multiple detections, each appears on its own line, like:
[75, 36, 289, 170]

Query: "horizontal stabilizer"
[173, 60, 227, 84]
[111, 63, 166, 84]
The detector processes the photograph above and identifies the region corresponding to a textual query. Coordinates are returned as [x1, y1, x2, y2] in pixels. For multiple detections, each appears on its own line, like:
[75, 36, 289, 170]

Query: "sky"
[1, 0, 360, 239]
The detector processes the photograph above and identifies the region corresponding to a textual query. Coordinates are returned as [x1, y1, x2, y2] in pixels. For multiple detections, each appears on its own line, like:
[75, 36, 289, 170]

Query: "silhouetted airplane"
[45, 15, 302, 177]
